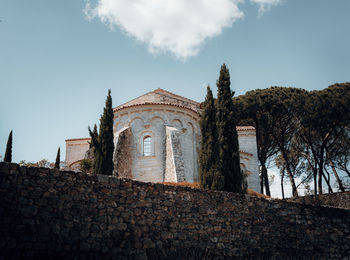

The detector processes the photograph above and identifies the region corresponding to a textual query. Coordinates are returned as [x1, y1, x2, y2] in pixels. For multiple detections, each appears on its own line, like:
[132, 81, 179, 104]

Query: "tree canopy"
[235, 82, 350, 196]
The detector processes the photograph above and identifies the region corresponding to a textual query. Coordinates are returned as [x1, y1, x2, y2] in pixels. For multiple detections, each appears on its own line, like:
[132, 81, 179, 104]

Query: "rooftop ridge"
[114, 89, 156, 110]
[113, 102, 201, 114]
[113, 88, 200, 112]
[152, 88, 200, 105]
[236, 126, 255, 131]
[65, 137, 91, 142]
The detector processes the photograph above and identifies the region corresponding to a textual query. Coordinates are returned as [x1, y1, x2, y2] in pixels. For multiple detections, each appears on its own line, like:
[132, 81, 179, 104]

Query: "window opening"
[143, 136, 152, 156]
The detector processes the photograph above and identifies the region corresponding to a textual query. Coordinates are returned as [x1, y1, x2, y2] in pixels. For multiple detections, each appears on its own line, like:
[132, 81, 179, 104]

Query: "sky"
[0, 0, 349, 196]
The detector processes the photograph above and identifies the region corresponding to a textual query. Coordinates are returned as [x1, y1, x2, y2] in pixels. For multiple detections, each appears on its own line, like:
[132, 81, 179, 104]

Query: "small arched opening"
[143, 136, 152, 156]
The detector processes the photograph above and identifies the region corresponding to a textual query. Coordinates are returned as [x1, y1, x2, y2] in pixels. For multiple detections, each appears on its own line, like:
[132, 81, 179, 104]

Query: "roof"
[236, 126, 255, 131]
[65, 138, 91, 142]
[114, 88, 201, 114]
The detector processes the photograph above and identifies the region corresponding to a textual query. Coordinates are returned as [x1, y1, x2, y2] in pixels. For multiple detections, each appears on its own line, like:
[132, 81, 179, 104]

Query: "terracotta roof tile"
[236, 126, 255, 131]
[65, 138, 91, 142]
[114, 88, 201, 113]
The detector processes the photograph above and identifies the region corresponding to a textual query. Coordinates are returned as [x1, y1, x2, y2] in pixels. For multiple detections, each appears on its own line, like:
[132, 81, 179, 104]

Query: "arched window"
[143, 136, 152, 156]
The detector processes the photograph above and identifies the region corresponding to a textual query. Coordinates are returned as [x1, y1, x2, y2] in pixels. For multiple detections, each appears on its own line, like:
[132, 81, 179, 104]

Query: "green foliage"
[19, 160, 37, 167]
[216, 64, 243, 193]
[302, 84, 350, 193]
[210, 169, 225, 190]
[199, 86, 221, 189]
[234, 88, 279, 195]
[89, 124, 98, 149]
[19, 159, 51, 168]
[89, 90, 115, 175]
[55, 147, 60, 169]
[79, 158, 93, 173]
[4, 130, 12, 163]
[234, 82, 350, 196]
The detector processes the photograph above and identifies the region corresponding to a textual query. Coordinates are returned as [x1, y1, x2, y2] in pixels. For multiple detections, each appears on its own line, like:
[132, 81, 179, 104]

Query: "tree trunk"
[327, 168, 331, 193]
[305, 154, 317, 195]
[322, 167, 333, 193]
[326, 152, 345, 192]
[318, 152, 324, 194]
[313, 170, 317, 195]
[281, 168, 285, 200]
[261, 164, 270, 196]
[279, 149, 298, 197]
[260, 167, 264, 194]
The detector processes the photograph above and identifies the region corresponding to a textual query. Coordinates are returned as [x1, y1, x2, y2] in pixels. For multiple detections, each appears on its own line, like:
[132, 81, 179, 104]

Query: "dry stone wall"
[289, 191, 350, 210]
[0, 162, 349, 259]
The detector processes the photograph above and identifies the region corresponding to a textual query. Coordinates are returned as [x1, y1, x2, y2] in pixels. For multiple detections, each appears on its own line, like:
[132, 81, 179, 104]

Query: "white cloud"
[250, 0, 282, 17]
[84, 0, 244, 60]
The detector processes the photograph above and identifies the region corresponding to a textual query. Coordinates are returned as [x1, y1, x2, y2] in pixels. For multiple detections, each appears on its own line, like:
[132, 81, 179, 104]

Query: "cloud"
[250, 0, 282, 17]
[84, 0, 244, 60]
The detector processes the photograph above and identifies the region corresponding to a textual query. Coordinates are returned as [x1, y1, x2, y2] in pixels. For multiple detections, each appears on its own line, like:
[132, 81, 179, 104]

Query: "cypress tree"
[55, 147, 60, 169]
[89, 124, 98, 149]
[4, 130, 12, 163]
[94, 89, 114, 175]
[199, 86, 223, 190]
[88, 124, 99, 172]
[216, 64, 243, 193]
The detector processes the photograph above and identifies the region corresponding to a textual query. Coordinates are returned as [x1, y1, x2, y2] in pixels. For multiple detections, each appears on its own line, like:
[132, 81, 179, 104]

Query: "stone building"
[65, 88, 260, 191]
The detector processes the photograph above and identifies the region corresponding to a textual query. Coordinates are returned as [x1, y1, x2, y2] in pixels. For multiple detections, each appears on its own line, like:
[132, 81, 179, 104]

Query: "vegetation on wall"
[235, 83, 350, 197]
[19, 159, 65, 169]
[79, 158, 93, 174]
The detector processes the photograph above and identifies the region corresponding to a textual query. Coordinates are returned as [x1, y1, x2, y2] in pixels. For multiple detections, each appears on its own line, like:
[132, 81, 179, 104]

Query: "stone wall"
[1, 162, 349, 259]
[113, 127, 133, 178]
[289, 191, 350, 210]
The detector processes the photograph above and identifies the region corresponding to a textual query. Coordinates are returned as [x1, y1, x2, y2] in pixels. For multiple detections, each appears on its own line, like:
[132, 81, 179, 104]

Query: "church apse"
[65, 89, 260, 192]
[112, 101, 200, 183]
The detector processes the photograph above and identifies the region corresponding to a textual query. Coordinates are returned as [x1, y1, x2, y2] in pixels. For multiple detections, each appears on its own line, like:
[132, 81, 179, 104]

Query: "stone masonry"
[1, 162, 349, 259]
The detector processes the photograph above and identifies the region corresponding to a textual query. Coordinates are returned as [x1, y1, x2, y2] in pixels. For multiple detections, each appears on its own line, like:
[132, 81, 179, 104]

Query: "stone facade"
[1, 162, 349, 259]
[65, 88, 260, 191]
[65, 138, 90, 171]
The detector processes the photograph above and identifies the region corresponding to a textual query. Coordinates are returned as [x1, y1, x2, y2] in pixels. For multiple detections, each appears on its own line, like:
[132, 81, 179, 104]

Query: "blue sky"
[1, 0, 349, 167]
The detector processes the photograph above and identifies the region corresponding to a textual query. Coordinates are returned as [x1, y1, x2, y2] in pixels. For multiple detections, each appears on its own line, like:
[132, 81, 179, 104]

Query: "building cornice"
[65, 138, 91, 142]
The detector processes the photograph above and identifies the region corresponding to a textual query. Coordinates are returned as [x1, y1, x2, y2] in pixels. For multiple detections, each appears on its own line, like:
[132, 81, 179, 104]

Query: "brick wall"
[0, 162, 349, 259]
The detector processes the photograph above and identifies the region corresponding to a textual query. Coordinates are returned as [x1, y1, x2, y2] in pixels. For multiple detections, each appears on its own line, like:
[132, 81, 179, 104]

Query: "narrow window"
[143, 136, 152, 156]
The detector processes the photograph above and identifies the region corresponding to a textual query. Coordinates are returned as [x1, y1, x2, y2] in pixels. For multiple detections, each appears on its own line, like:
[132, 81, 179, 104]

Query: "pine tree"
[55, 147, 60, 169]
[94, 89, 114, 175]
[216, 64, 243, 193]
[4, 130, 12, 163]
[199, 86, 223, 190]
